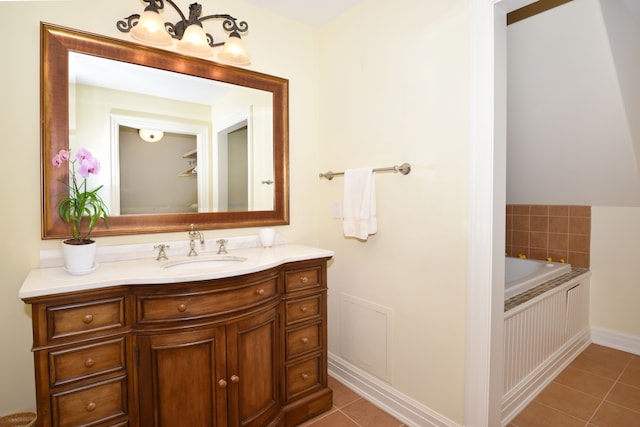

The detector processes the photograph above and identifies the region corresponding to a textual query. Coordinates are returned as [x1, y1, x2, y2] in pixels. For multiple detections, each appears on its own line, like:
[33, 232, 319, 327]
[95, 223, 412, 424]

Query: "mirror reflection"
[41, 23, 289, 239]
[68, 52, 274, 215]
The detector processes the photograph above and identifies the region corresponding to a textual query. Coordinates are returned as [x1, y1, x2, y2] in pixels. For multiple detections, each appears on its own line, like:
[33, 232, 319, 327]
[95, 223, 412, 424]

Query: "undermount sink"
[161, 255, 248, 270]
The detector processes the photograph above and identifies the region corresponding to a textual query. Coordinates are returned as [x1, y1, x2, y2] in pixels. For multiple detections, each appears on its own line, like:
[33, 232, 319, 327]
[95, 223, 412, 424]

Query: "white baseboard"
[591, 326, 640, 355]
[328, 353, 461, 427]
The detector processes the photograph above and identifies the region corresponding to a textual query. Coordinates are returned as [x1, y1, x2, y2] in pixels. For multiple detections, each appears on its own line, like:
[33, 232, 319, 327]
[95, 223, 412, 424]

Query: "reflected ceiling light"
[117, 0, 250, 65]
[139, 129, 164, 143]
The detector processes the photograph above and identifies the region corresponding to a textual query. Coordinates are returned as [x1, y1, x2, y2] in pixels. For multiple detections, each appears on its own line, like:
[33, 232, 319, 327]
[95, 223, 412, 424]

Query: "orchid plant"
[52, 148, 109, 243]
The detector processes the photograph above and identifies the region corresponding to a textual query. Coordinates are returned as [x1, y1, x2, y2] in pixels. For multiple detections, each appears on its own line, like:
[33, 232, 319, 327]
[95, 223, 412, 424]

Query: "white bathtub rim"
[505, 257, 572, 300]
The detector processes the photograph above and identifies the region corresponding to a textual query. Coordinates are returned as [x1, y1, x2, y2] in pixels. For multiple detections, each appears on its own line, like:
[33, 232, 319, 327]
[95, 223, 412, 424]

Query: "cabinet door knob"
[84, 358, 95, 368]
[82, 314, 93, 324]
[218, 379, 227, 388]
[255, 288, 265, 296]
[300, 306, 308, 313]
[86, 402, 97, 412]
[300, 337, 309, 344]
[177, 304, 187, 312]
[300, 276, 309, 284]
[301, 373, 309, 380]
[230, 375, 240, 383]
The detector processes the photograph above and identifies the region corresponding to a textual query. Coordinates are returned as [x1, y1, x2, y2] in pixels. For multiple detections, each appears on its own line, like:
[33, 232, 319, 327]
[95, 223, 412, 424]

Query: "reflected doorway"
[119, 126, 197, 214]
[214, 108, 252, 212]
[226, 126, 249, 211]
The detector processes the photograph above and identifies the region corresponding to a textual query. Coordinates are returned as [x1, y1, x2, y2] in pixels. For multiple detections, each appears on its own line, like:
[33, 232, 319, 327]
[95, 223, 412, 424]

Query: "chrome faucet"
[154, 244, 170, 261]
[188, 224, 204, 256]
[216, 239, 228, 255]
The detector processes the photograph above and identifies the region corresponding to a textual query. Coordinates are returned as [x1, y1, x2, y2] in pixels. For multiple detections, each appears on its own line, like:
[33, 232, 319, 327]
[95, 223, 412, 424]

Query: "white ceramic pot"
[61, 239, 97, 275]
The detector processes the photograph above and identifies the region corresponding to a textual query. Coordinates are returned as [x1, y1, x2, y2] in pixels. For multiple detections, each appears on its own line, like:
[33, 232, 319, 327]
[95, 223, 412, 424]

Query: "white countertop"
[20, 244, 333, 299]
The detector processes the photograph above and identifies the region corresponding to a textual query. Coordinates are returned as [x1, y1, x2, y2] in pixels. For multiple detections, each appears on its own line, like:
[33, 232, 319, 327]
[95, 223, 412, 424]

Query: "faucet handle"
[154, 244, 170, 261]
[216, 239, 228, 255]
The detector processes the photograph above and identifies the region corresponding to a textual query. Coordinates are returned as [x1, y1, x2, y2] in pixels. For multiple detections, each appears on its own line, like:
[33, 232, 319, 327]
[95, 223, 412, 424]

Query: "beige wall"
[591, 208, 640, 337]
[317, 0, 469, 422]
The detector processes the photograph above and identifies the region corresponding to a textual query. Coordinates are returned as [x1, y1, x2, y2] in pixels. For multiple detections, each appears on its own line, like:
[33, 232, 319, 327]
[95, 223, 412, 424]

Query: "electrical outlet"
[332, 200, 342, 219]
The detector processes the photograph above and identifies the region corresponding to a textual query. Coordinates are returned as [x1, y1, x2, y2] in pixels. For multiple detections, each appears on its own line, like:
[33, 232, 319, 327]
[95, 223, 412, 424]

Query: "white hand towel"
[343, 168, 377, 240]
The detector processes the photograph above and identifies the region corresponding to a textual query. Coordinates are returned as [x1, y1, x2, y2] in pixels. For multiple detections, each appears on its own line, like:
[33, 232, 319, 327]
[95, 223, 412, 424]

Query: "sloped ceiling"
[600, 0, 640, 179]
[506, 0, 640, 206]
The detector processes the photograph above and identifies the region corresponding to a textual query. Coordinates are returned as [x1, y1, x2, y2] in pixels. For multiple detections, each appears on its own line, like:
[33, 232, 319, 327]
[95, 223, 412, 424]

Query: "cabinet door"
[137, 327, 227, 427]
[226, 306, 280, 427]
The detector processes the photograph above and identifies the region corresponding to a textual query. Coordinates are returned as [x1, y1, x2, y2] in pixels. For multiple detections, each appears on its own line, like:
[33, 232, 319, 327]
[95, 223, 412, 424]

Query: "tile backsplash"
[505, 205, 591, 268]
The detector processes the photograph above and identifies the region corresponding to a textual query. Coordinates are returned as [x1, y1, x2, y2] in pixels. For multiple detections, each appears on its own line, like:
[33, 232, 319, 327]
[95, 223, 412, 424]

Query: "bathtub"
[505, 257, 572, 299]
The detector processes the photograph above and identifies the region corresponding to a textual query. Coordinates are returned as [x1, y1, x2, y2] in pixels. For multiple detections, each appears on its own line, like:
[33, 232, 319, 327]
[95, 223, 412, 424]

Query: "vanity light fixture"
[117, 0, 250, 66]
[138, 129, 164, 143]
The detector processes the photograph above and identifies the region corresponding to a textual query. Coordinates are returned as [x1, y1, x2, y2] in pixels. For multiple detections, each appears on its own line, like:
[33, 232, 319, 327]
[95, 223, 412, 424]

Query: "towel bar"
[319, 163, 411, 180]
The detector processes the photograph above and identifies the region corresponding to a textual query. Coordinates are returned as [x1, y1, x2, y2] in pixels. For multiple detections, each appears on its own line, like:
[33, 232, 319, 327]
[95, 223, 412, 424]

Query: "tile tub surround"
[504, 267, 590, 311]
[506, 205, 591, 268]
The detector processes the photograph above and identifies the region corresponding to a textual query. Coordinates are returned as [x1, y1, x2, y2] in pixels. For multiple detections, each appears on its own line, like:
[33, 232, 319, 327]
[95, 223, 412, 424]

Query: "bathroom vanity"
[20, 244, 333, 427]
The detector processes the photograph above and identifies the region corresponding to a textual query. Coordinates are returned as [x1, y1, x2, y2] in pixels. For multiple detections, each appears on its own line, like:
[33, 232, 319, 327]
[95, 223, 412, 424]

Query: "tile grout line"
[531, 400, 591, 425]
[584, 355, 634, 425]
[337, 407, 363, 427]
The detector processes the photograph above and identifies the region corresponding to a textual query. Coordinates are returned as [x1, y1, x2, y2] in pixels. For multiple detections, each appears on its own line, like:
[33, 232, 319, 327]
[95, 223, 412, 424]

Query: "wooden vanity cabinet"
[135, 303, 280, 427]
[25, 257, 331, 427]
[27, 287, 132, 427]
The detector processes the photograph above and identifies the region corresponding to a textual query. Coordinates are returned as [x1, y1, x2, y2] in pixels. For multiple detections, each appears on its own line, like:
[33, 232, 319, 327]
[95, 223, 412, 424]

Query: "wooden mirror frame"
[41, 23, 289, 239]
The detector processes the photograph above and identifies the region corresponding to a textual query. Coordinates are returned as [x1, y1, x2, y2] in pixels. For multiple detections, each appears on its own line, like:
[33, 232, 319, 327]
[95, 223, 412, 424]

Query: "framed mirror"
[41, 23, 289, 239]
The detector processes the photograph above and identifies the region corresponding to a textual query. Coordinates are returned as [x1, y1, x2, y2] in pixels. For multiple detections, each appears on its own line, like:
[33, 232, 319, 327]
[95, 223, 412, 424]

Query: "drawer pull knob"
[218, 379, 227, 388]
[84, 358, 95, 368]
[86, 402, 97, 412]
[231, 375, 240, 383]
[255, 288, 265, 296]
[177, 304, 187, 312]
[300, 337, 309, 344]
[300, 276, 309, 284]
[300, 306, 308, 313]
[82, 314, 93, 324]
[301, 373, 309, 380]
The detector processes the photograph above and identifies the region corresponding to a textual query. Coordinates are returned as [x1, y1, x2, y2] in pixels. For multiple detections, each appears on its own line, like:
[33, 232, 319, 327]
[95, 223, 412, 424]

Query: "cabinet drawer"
[49, 337, 127, 387]
[51, 375, 127, 427]
[137, 278, 277, 322]
[286, 323, 321, 360]
[285, 355, 322, 400]
[48, 297, 126, 341]
[285, 267, 321, 292]
[285, 295, 321, 325]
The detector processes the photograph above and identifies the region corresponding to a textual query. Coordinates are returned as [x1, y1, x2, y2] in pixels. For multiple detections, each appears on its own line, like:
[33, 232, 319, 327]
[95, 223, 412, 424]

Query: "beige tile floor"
[300, 377, 407, 427]
[510, 344, 640, 427]
[306, 344, 639, 427]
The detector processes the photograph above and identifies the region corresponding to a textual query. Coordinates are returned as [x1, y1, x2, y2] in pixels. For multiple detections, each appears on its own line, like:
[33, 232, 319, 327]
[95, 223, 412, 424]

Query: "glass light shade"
[130, 10, 172, 46]
[218, 34, 251, 66]
[176, 25, 213, 57]
[139, 129, 164, 143]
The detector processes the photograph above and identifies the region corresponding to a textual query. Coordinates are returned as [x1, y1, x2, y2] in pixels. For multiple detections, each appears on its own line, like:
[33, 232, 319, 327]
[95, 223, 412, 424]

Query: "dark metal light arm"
[163, 0, 187, 23]
[116, 0, 249, 48]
